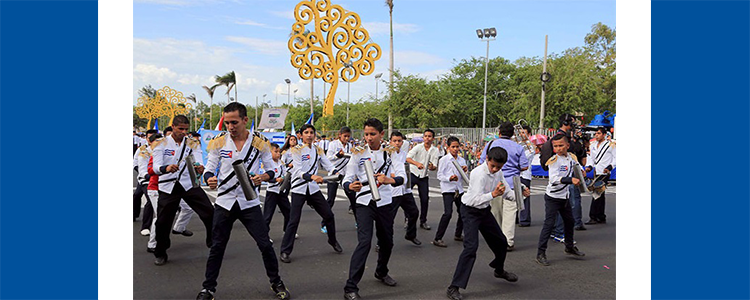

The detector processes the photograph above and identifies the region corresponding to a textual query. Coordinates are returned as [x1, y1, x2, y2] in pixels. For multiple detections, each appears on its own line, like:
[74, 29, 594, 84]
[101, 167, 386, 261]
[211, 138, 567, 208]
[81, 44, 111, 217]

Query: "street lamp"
[476, 27, 497, 133]
[284, 78, 291, 107]
[343, 60, 353, 126]
[374, 73, 382, 101]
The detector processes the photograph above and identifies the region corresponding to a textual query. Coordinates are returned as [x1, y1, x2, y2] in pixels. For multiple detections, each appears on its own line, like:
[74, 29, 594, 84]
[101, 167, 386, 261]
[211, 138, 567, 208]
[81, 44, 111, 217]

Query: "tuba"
[511, 119, 536, 153]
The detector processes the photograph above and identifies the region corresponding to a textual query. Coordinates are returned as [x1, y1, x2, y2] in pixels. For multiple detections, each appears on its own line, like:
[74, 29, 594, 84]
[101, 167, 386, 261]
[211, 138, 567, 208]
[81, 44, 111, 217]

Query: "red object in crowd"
[529, 134, 548, 146]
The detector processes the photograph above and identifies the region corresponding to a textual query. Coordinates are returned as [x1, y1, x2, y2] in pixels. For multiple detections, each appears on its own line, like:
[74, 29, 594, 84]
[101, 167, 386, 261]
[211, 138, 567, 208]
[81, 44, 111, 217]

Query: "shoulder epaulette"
[290, 144, 304, 155]
[314, 145, 325, 155]
[545, 155, 558, 166]
[251, 132, 270, 152]
[384, 145, 397, 154]
[138, 145, 150, 158]
[152, 137, 166, 148]
[570, 153, 578, 163]
[610, 141, 616, 148]
[187, 137, 201, 149]
[138, 145, 147, 152]
[351, 145, 366, 155]
[207, 132, 227, 151]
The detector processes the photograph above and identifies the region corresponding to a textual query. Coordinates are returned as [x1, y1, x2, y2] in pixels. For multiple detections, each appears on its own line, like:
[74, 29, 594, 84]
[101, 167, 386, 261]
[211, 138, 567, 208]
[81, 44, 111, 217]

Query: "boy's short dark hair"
[173, 115, 189, 126]
[552, 134, 569, 143]
[424, 129, 435, 137]
[269, 143, 280, 150]
[522, 125, 532, 133]
[191, 132, 201, 138]
[300, 123, 316, 133]
[498, 122, 515, 137]
[339, 126, 351, 134]
[164, 126, 173, 133]
[148, 133, 163, 143]
[447, 136, 460, 146]
[597, 127, 608, 135]
[487, 147, 508, 164]
[390, 131, 404, 139]
[146, 129, 158, 135]
[363, 118, 384, 132]
[223, 102, 247, 118]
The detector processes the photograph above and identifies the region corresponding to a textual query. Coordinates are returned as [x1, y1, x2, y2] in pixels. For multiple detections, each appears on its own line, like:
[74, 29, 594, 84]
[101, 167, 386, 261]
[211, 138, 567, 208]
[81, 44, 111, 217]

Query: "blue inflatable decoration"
[588, 110, 616, 127]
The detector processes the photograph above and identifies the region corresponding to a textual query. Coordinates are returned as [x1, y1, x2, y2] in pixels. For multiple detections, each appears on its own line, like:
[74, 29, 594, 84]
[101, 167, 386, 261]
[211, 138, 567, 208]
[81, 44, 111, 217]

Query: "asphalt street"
[133, 174, 616, 300]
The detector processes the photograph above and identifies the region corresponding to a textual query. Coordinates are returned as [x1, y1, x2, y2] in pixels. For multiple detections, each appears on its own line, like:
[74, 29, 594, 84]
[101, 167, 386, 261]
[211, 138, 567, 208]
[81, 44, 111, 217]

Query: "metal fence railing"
[318, 127, 557, 144]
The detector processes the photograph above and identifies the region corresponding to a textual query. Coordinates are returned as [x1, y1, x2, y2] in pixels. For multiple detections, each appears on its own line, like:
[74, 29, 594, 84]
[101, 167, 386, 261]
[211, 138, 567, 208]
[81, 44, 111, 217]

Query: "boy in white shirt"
[432, 136, 466, 248]
[446, 147, 527, 300]
[536, 135, 586, 266]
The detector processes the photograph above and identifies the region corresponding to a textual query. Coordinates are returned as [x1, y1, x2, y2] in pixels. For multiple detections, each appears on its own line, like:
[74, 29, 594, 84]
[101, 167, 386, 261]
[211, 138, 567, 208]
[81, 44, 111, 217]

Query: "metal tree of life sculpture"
[288, 0, 381, 117]
[135, 86, 192, 129]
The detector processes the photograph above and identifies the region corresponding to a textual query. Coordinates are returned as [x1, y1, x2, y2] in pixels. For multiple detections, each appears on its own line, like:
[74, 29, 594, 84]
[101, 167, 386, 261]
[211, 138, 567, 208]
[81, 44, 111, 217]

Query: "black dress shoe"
[518, 224, 530, 227]
[506, 245, 515, 252]
[574, 225, 587, 231]
[344, 291, 361, 300]
[494, 270, 518, 282]
[279, 253, 291, 263]
[446, 286, 463, 300]
[172, 229, 194, 237]
[598, 219, 607, 224]
[584, 220, 599, 225]
[154, 256, 168, 266]
[406, 237, 422, 245]
[536, 253, 550, 266]
[196, 289, 215, 300]
[454, 235, 464, 241]
[271, 281, 291, 300]
[375, 273, 397, 286]
[331, 242, 343, 253]
[564, 246, 586, 257]
[147, 247, 155, 253]
[431, 240, 447, 248]
[420, 223, 432, 230]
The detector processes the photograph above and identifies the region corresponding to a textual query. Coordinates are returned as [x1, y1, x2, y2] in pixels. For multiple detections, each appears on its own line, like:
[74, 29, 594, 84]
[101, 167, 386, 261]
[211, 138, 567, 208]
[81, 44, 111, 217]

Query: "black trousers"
[325, 182, 357, 226]
[391, 193, 419, 240]
[280, 190, 338, 255]
[538, 194, 575, 254]
[263, 191, 291, 232]
[154, 183, 214, 258]
[133, 183, 149, 220]
[450, 204, 508, 289]
[435, 192, 463, 241]
[588, 177, 609, 222]
[345, 202, 394, 293]
[410, 174, 430, 224]
[202, 202, 280, 292]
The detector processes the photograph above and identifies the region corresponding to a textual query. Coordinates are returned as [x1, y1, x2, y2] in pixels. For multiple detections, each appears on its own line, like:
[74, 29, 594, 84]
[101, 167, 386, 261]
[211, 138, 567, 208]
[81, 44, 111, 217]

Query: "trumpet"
[511, 119, 536, 153]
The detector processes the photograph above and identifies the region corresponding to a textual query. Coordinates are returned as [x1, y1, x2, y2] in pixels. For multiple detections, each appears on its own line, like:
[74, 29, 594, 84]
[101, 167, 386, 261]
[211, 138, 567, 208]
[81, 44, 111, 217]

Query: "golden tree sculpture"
[135, 86, 192, 128]
[288, 0, 381, 117]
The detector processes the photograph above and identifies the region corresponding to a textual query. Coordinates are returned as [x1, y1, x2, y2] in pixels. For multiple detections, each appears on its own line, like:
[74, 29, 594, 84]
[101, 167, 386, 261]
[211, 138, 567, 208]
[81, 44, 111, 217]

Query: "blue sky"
[134, 0, 615, 108]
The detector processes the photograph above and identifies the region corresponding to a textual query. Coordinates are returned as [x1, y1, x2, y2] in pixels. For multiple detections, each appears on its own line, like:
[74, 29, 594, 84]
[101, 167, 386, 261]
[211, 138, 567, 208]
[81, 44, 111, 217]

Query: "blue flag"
[305, 112, 314, 125]
[198, 119, 205, 131]
[250, 119, 255, 133]
[291, 122, 295, 136]
[154, 119, 159, 131]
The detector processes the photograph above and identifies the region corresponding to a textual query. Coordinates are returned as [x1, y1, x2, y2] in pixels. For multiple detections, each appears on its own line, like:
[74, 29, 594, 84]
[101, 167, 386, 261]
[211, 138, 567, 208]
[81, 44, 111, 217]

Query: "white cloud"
[362, 22, 420, 36]
[225, 36, 288, 56]
[133, 64, 177, 82]
[234, 19, 285, 30]
[269, 10, 295, 21]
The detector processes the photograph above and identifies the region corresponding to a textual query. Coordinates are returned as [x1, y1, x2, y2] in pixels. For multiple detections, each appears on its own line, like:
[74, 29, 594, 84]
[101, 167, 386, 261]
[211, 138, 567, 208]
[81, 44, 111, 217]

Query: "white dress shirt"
[407, 143, 439, 178]
[326, 139, 352, 176]
[289, 144, 335, 195]
[587, 140, 616, 175]
[343, 144, 406, 207]
[391, 141, 413, 197]
[437, 154, 467, 194]
[546, 153, 576, 199]
[152, 135, 204, 193]
[462, 162, 516, 209]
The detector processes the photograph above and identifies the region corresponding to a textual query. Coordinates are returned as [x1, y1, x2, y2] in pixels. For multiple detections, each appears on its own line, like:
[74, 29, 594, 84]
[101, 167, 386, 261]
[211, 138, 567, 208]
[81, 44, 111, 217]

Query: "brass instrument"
[232, 160, 258, 200]
[511, 119, 536, 153]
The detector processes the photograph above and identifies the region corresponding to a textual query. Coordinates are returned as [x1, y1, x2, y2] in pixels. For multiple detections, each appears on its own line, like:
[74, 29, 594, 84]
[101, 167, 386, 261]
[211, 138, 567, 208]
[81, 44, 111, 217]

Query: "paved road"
[133, 175, 616, 300]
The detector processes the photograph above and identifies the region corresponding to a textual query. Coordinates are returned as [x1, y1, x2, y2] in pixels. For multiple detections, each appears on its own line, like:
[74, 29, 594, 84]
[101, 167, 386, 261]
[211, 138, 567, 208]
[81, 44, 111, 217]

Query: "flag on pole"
[198, 119, 205, 131]
[250, 119, 255, 133]
[154, 119, 159, 131]
[305, 112, 314, 125]
[290, 122, 295, 135]
[215, 115, 225, 131]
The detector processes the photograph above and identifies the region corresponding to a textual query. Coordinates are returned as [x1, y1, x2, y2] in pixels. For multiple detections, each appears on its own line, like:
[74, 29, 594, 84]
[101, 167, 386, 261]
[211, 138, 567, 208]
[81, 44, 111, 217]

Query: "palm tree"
[386, 0, 394, 135]
[202, 85, 216, 129]
[213, 71, 237, 103]
[186, 93, 197, 131]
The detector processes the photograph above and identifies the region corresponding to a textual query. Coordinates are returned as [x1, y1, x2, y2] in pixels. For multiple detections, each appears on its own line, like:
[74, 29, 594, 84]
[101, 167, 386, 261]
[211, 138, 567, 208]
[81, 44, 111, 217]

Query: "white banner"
[258, 108, 289, 130]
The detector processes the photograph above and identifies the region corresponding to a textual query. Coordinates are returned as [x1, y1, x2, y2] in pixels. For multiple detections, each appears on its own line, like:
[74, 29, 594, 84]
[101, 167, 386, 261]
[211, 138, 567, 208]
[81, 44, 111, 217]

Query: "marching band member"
[151, 115, 214, 266]
[143, 133, 162, 251]
[279, 123, 343, 263]
[446, 147, 525, 300]
[197, 103, 290, 300]
[263, 143, 291, 235]
[406, 129, 440, 230]
[432, 136, 466, 248]
[342, 118, 406, 300]
[389, 131, 421, 246]
[584, 127, 616, 225]
[134, 129, 157, 231]
[518, 125, 535, 228]
[324, 127, 356, 229]
[536, 135, 586, 266]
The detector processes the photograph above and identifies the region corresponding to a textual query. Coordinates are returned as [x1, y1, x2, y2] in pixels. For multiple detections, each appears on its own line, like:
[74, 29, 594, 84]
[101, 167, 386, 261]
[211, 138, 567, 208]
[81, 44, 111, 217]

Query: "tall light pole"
[374, 73, 382, 102]
[343, 60, 353, 126]
[476, 27, 496, 133]
[284, 78, 291, 107]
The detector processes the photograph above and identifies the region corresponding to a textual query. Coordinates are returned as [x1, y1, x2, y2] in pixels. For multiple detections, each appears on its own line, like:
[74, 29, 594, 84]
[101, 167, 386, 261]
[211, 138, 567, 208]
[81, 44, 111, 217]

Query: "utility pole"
[539, 35, 549, 130]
